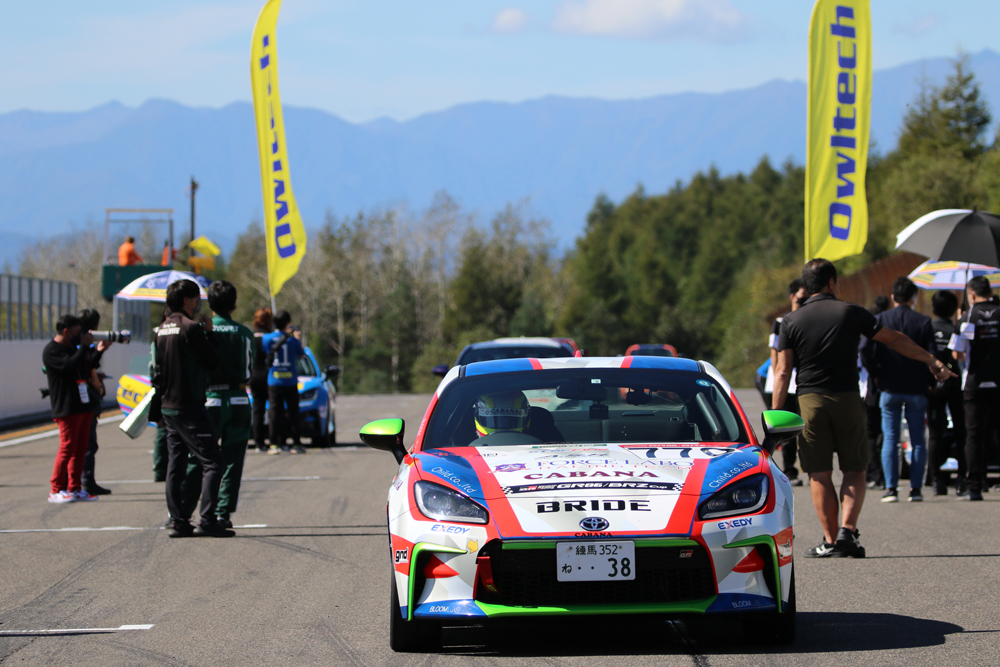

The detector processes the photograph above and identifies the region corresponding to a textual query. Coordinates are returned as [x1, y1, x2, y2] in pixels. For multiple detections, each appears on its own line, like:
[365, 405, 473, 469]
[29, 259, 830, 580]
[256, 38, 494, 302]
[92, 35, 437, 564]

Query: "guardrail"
[0, 275, 78, 341]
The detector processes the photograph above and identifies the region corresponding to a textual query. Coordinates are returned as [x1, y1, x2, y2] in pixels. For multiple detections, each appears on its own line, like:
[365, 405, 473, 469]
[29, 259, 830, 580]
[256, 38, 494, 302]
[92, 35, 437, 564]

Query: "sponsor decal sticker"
[717, 518, 753, 530]
[507, 481, 682, 494]
[430, 524, 470, 534]
[394, 548, 409, 564]
[696, 379, 712, 387]
[536, 499, 651, 513]
[495, 463, 527, 472]
[707, 461, 754, 489]
[524, 470, 659, 479]
[430, 466, 478, 496]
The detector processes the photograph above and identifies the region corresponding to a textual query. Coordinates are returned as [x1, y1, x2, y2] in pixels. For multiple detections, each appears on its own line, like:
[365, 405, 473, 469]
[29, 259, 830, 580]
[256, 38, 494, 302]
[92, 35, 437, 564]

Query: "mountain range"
[2, 49, 999, 265]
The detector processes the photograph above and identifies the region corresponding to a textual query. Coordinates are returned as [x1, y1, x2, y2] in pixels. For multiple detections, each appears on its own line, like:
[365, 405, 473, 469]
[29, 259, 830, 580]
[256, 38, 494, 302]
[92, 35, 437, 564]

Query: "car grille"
[476, 543, 716, 607]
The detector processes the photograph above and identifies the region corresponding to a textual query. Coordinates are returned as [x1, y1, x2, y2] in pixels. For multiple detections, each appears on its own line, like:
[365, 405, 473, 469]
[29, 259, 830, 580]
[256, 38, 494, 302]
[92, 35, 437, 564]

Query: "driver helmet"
[475, 391, 531, 437]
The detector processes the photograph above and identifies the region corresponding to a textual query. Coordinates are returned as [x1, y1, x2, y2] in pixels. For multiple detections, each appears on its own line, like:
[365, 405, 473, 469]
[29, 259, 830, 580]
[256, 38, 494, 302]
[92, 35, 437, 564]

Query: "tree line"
[14, 54, 1000, 391]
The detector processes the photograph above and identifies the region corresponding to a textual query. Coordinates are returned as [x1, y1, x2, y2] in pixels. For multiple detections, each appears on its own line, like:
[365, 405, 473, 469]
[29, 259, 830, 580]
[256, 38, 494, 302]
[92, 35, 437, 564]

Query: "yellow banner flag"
[805, 0, 871, 262]
[251, 0, 307, 297]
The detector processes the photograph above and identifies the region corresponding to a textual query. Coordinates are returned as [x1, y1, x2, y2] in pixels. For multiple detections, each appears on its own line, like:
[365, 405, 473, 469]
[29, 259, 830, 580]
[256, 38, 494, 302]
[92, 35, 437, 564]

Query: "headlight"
[300, 389, 318, 402]
[414, 481, 489, 524]
[698, 473, 769, 520]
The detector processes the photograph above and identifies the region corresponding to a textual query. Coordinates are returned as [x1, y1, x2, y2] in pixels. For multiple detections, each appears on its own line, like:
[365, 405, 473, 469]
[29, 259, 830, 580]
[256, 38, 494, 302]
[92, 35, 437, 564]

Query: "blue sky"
[3, 0, 998, 122]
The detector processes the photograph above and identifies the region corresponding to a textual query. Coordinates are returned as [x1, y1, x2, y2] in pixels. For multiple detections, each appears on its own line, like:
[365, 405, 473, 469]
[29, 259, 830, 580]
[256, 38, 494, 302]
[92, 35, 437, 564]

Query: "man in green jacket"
[180, 280, 255, 528]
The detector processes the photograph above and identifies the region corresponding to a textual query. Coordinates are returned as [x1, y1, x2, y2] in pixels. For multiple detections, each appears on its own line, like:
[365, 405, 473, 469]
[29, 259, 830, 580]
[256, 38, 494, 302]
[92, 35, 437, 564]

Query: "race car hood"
[411, 444, 767, 537]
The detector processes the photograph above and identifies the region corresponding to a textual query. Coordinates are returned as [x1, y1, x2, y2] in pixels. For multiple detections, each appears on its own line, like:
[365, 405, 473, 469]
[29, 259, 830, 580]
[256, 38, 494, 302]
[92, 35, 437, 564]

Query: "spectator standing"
[179, 281, 255, 529]
[774, 260, 953, 558]
[863, 295, 891, 490]
[150, 307, 170, 482]
[250, 308, 273, 453]
[152, 279, 233, 537]
[42, 315, 98, 503]
[948, 276, 1000, 502]
[860, 277, 935, 503]
[262, 310, 305, 454]
[77, 308, 112, 496]
[927, 290, 966, 496]
[766, 278, 809, 486]
[118, 236, 142, 266]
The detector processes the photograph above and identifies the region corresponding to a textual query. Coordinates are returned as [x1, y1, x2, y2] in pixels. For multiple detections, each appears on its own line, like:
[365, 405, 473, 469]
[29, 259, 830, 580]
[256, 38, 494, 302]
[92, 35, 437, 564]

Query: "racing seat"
[526, 406, 565, 444]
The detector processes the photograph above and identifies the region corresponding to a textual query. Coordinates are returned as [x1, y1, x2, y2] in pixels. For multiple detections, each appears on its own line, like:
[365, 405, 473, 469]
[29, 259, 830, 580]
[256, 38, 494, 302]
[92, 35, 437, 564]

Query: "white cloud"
[895, 14, 942, 37]
[552, 0, 748, 42]
[492, 8, 528, 34]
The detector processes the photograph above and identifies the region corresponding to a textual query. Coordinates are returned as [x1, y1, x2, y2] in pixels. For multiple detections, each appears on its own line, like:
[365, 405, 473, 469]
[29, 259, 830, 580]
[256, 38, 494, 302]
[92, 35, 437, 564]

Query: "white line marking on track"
[0, 624, 153, 635]
[0, 415, 125, 449]
[242, 476, 323, 481]
[0, 525, 269, 534]
[100, 476, 322, 484]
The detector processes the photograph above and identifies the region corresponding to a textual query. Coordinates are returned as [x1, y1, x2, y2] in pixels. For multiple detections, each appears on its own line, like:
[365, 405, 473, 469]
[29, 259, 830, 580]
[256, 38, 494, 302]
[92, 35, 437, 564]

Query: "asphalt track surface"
[1, 391, 998, 666]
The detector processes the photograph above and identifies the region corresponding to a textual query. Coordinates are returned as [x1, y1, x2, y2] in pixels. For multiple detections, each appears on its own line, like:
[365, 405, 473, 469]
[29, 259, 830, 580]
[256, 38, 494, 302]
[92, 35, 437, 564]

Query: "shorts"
[797, 391, 869, 473]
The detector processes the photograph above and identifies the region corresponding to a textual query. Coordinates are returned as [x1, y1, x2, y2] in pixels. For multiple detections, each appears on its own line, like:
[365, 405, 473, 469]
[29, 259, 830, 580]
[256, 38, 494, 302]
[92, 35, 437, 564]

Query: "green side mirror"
[760, 410, 804, 455]
[360, 418, 407, 463]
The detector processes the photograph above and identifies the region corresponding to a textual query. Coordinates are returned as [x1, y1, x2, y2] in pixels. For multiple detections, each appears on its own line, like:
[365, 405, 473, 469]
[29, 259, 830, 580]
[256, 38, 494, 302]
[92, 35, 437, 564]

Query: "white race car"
[360, 356, 803, 651]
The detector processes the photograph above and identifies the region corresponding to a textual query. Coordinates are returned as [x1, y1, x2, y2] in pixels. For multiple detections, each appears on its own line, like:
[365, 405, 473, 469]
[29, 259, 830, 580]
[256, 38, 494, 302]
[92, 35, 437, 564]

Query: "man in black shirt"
[860, 277, 935, 503]
[775, 259, 953, 558]
[152, 279, 233, 537]
[948, 276, 1000, 501]
[927, 291, 965, 496]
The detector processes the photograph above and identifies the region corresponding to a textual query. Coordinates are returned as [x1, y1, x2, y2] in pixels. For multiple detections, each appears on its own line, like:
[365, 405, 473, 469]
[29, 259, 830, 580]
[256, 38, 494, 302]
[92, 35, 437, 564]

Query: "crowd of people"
[43, 257, 998, 548]
[41, 277, 308, 539]
[762, 259, 997, 558]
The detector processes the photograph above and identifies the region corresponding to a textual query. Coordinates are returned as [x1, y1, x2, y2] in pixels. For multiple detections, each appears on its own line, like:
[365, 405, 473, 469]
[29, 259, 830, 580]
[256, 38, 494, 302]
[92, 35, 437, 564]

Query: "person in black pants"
[262, 311, 305, 454]
[78, 308, 112, 496]
[767, 279, 809, 486]
[152, 279, 234, 537]
[863, 296, 890, 490]
[948, 276, 1000, 501]
[927, 291, 966, 495]
[250, 308, 273, 453]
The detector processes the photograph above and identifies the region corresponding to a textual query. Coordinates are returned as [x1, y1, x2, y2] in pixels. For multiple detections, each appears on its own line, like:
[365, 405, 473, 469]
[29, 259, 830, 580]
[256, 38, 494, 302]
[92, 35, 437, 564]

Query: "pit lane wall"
[0, 340, 148, 424]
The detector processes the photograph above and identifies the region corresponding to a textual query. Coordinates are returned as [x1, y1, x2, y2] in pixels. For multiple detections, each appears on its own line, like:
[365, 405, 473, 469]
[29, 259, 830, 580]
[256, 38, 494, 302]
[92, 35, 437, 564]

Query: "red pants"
[51, 412, 92, 493]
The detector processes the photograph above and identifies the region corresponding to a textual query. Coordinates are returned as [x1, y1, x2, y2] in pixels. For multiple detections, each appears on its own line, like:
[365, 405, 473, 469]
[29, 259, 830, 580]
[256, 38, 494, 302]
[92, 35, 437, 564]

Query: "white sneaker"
[48, 490, 75, 503]
[71, 489, 98, 502]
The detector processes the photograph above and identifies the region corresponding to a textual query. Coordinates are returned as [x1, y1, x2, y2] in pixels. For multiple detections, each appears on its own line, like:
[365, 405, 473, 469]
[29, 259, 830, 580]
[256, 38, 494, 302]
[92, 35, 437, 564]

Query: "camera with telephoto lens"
[91, 330, 131, 344]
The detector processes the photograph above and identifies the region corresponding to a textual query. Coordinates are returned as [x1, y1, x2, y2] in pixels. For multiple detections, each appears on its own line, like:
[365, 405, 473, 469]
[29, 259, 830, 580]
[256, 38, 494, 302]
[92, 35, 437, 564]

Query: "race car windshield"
[427, 369, 748, 448]
[459, 346, 572, 364]
[629, 347, 674, 357]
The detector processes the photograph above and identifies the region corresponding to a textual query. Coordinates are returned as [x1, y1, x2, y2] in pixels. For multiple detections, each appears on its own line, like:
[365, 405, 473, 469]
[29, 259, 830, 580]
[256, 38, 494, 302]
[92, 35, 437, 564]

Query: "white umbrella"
[112, 270, 211, 330]
[908, 260, 1000, 291]
[116, 270, 211, 301]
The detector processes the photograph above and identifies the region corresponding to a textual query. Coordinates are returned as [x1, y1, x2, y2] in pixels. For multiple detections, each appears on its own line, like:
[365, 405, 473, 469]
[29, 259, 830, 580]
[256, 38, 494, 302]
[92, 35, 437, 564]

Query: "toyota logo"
[579, 517, 610, 531]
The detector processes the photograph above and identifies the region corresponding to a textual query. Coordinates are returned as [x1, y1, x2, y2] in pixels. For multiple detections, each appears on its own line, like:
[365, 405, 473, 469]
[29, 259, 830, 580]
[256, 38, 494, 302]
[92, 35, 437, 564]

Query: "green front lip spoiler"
[476, 599, 715, 617]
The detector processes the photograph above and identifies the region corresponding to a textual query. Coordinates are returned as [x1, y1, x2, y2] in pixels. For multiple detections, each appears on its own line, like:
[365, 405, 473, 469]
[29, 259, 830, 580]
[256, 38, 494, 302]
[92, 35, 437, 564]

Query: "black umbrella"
[895, 208, 1000, 266]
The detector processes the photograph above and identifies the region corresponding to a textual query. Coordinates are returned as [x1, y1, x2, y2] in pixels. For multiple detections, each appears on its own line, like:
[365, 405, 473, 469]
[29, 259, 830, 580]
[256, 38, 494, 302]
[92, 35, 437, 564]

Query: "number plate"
[556, 541, 636, 582]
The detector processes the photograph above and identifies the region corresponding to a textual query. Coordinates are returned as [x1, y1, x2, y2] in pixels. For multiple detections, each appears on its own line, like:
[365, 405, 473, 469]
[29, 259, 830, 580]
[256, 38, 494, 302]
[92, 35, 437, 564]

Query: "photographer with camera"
[77, 308, 114, 496]
[153, 279, 233, 538]
[42, 315, 98, 503]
